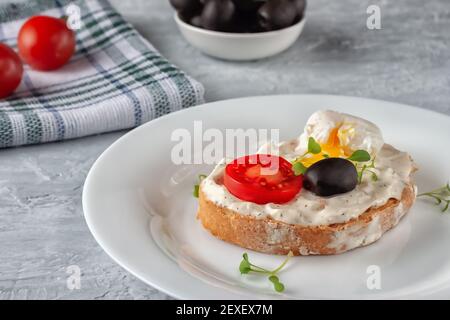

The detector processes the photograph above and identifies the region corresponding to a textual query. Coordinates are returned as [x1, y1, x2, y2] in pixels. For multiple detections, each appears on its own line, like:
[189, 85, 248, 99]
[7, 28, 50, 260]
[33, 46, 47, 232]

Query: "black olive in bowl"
[169, 0, 202, 11]
[292, 0, 307, 17]
[257, 0, 298, 31]
[303, 158, 358, 197]
[201, 0, 236, 31]
[232, 0, 264, 13]
[169, 0, 203, 21]
[189, 15, 203, 28]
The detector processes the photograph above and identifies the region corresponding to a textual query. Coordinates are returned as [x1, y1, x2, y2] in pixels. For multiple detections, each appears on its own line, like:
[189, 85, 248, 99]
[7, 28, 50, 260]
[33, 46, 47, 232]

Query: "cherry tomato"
[18, 16, 76, 71]
[224, 154, 303, 205]
[0, 43, 23, 99]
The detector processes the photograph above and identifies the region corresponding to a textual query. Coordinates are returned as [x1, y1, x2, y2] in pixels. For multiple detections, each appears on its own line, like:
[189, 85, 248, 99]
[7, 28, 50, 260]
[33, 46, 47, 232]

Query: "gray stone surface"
[0, 0, 449, 299]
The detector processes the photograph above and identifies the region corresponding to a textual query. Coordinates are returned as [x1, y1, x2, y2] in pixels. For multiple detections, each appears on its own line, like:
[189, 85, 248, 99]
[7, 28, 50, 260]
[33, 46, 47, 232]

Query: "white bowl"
[174, 13, 305, 61]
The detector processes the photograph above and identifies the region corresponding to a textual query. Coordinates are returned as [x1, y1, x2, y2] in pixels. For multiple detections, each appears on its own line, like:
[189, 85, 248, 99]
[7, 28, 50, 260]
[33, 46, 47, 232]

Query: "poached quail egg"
[296, 110, 384, 167]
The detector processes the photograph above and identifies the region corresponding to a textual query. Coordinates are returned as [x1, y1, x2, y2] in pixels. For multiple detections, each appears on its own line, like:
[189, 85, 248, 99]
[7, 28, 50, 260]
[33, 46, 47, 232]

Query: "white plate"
[83, 95, 450, 299]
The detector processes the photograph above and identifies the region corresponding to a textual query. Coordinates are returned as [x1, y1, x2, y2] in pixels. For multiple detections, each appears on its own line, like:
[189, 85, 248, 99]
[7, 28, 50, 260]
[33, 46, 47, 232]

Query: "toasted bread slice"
[197, 183, 416, 255]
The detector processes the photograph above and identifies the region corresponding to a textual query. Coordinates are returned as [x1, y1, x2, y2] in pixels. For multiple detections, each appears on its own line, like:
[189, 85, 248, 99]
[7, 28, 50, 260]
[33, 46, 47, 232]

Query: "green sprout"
[239, 251, 293, 293]
[418, 183, 450, 213]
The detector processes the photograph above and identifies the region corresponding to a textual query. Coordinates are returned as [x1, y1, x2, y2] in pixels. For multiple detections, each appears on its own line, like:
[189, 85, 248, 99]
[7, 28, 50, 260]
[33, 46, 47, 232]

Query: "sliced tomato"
[224, 154, 303, 205]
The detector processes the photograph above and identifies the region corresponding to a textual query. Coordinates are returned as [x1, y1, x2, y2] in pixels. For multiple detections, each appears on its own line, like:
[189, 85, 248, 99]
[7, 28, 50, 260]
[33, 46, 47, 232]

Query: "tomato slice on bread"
[224, 154, 303, 205]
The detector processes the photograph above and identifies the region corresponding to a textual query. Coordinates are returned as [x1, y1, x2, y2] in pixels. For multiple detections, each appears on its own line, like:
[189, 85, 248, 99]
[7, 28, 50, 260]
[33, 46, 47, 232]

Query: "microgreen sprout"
[347, 150, 371, 162]
[307, 137, 321, 155]
[291, 137, 322, 176]
[193, 174, 207, 198]
[292, 162, 307, 175]
[355, 158, 377, 183]
[346, 150, 377, 183]
[418, 183, 450, 213]
[239, 251, 293, 293]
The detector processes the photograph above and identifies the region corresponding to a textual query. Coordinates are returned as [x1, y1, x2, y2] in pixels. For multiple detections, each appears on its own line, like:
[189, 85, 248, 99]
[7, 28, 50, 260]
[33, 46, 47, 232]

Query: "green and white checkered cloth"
[0, 0, 204, 148]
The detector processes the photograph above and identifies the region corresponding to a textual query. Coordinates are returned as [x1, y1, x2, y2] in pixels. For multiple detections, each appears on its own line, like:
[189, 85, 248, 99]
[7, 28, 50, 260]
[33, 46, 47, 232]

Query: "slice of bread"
[197, 182, 416, 255]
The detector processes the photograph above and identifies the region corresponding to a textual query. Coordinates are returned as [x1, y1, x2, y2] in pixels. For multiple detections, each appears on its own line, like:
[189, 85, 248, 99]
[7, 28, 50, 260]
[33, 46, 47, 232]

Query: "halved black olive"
[303, 158, 358, 197]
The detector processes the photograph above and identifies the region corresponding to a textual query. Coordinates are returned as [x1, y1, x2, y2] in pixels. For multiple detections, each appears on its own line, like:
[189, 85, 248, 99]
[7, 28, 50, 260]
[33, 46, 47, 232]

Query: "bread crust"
[197, 183, 416, 255]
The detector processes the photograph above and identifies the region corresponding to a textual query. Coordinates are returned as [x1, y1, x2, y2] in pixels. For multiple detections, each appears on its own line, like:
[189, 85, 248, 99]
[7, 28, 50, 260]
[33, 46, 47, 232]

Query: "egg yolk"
[301, 127, 352, 167]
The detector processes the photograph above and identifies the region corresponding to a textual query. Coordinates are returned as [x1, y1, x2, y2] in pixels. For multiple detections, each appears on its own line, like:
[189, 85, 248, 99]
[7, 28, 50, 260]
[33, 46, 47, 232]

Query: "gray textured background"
[1, 0, 449, 299]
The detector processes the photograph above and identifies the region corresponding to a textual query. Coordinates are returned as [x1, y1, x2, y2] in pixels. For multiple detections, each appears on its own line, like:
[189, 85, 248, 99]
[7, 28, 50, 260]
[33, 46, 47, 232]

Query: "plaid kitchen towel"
[0, 0, 204, 148]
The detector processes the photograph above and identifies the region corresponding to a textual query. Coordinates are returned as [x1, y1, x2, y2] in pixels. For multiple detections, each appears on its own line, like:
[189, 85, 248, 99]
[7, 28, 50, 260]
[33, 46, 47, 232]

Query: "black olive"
[291, 0, 307, 17]
[232, 11, 263, 33]
[303, 158, 358, 197]
[169, 0, 201, 11]
[190, 15, 203, 28]
[232, 0, 263, 13]
[171, 0, 203, 22]
[201, 0, 236, 31]
[257, 0, 297, 31]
